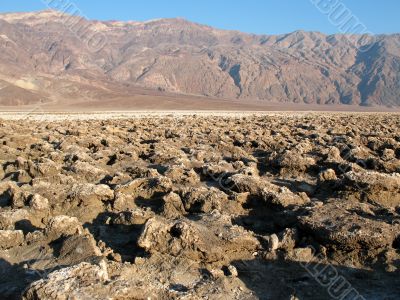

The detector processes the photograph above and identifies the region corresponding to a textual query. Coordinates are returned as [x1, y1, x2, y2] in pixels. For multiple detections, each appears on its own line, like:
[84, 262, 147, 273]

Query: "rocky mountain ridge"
[0, 10, 399, 107]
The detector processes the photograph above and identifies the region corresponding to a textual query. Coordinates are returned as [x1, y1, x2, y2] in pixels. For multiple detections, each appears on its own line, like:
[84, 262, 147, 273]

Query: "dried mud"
[0, 113, 399, 299]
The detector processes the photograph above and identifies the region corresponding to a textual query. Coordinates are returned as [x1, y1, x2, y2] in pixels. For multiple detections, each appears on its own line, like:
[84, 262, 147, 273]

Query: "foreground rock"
[299, 200, 400, 261]
[138, 213, 260, 264]
[342, 171, 400, 207]
[0, 113, 399, 299]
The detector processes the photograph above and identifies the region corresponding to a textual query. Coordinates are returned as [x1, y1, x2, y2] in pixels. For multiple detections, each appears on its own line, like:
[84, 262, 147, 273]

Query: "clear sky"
[1, 0, 399, 35]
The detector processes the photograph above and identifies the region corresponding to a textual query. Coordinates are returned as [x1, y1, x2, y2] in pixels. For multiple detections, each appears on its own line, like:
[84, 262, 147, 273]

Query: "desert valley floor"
[0, 112, 399, 299]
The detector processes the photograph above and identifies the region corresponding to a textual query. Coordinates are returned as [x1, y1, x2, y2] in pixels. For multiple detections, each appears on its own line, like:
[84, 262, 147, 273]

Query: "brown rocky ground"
[0, 112, 399, 299]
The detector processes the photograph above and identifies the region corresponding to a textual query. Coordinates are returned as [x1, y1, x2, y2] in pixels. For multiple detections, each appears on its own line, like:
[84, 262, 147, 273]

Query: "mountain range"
[0, 10, 399, 108]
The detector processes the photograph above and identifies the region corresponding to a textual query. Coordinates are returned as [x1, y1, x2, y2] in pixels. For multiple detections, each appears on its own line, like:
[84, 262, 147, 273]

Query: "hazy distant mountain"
[0, 10, 399, 107]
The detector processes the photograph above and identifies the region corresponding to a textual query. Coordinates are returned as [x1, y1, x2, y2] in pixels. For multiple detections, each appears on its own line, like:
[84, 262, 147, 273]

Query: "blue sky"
[1, 0, 399, 35]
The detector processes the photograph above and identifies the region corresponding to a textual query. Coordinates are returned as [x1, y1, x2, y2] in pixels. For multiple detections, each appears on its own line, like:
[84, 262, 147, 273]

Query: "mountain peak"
[0, 10, 398, 107]
[0, 9, 67, 24]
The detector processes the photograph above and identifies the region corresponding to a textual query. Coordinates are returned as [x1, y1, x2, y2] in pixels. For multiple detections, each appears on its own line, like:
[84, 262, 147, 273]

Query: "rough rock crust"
[0, 113, 399, 299]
